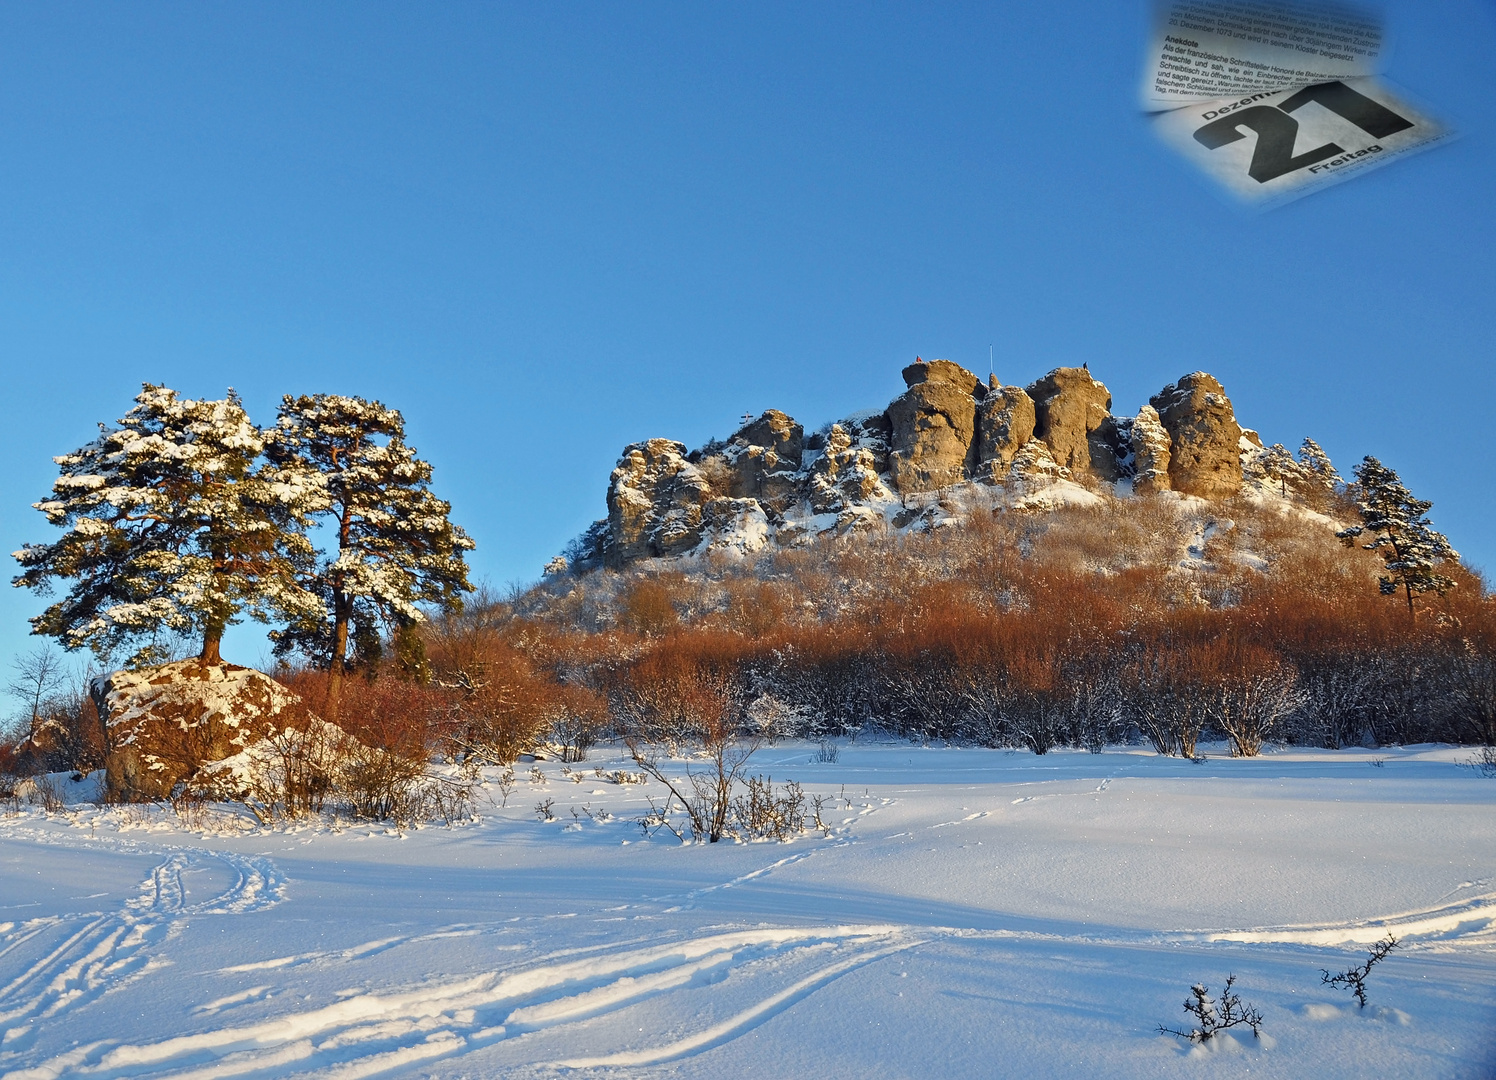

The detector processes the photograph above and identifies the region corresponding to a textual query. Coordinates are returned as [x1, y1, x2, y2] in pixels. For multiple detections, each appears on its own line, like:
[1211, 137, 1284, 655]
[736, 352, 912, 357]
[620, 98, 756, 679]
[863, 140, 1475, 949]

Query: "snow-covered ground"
[1, 743, 1493, 1079]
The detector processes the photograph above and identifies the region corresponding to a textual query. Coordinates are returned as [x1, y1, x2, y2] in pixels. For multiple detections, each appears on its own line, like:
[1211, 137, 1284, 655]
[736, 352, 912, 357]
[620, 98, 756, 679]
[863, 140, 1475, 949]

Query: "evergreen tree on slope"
[1337, 456, 1457, 618]
[269, 394, 473, 718]
[1296, 438, 1342, 500]
[12, 385, 323, 666]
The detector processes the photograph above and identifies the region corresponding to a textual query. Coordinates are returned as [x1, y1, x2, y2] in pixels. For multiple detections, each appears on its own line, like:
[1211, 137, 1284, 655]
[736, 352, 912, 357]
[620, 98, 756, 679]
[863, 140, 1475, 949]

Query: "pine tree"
[1296, 438, 1341, 497]
[1337, 456, 1457, 618]
[269, 395, 473, 717]
[12, 385, 322, 666]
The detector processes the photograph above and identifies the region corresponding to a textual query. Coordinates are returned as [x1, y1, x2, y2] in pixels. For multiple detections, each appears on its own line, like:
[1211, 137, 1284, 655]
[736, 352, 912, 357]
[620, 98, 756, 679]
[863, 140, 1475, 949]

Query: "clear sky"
[2, 1, 1493, 671]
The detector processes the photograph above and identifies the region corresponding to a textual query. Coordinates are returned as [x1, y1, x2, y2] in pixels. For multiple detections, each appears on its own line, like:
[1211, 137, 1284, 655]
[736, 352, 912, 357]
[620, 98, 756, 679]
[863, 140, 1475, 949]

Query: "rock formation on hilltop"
[563, 357, 1311, 572]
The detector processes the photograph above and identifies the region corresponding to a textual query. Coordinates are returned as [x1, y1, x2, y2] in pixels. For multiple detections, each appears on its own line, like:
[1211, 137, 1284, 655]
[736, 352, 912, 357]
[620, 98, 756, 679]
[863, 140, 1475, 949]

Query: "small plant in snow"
[28, 775, 66, 813]
[810, 793, 833, 836]
[814, 739, 839, 764]
[1158, 974, 1264, 1043]
[1369, 757, 1386, 769]
[535, 797, 555, 822]
[733, 776, 806, 840]
[496, 766, 516, 806]
[1322, 934, 1400, 1009]
[529, 765, 545, 785]
[1463, 746, 1496, 778]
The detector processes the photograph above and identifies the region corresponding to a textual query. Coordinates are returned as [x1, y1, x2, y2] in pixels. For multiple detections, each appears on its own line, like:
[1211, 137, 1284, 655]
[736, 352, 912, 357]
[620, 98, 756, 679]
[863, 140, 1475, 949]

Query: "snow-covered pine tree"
[1292, 436, 1340, 505]
[1245, 442, 1302, 497]
[269, 394, 473, 717]
[12, 385, 323, 666]
[1337, 456, 1457, 618]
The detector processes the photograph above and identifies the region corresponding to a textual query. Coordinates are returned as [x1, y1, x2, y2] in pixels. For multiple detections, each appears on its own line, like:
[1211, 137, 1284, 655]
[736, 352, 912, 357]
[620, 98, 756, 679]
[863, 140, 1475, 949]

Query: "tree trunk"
[326, 590, 351, 723]
[200, 633, 223, 665]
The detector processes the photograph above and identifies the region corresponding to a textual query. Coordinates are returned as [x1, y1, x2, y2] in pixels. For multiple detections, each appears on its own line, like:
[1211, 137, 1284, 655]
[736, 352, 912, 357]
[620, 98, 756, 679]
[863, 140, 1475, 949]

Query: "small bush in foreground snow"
[733, 776, 806, 840]
[1159, 974, 1264, 1044]
[1322, 935, 1400, 1009]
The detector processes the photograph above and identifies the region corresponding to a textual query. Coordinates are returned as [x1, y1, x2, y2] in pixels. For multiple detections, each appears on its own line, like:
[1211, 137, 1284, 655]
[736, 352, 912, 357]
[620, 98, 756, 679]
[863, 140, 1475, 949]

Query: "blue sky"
[2, 1, 1493, 671]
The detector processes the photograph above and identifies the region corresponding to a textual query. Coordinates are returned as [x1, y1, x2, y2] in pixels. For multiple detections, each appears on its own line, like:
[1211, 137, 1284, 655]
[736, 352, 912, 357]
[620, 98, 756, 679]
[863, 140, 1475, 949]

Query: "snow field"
[0, 742, 1492, 1078]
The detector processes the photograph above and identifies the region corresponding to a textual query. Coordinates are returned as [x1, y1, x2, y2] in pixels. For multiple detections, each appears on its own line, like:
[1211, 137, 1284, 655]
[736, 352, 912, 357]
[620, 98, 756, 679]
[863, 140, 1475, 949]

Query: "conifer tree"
[1296, 438, 1341, 496]
[269, 394, 473, 717]
[1337, 456, 1457, 618]
[12, 385, 322, 666]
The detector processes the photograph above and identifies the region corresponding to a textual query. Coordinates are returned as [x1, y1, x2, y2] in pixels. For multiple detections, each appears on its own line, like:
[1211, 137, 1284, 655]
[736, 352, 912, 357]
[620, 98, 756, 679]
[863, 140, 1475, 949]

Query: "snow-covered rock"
[1150, 372, 1244, 498]
[94, 659, 309, 800]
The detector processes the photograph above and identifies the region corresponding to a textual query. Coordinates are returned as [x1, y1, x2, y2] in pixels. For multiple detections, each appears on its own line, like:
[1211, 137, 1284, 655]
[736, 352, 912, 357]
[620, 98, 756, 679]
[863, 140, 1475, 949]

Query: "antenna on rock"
[989, 344, 994, 378]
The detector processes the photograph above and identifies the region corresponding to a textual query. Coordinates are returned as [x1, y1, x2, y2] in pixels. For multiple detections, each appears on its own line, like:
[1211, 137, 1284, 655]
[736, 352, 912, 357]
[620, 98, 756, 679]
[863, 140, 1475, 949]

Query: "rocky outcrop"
[974, 379, 1036, 482]
[94, 660, 307, 800]
[807, 423, 894, 513]
[571, 359, 1278, 571]
[887, 359, 981, 493]
[1006, 438, 1071, 491]
[1150, 373, 1243, 498]
[697, 497, 770, 557]
[1130, 405, 1172, 494]
[1025, 367, 1114, 476]
[717, 409, 803, 505]
[606, 439, 713, 566]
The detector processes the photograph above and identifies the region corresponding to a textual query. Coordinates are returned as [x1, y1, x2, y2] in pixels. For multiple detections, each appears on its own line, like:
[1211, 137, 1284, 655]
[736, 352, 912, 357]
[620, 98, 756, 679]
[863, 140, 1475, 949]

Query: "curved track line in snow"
[554, 939, 920, 1069]
[0, 850, 284, 1042]
[1201, 890, 1496, 947]
[8, 926, 908, 1080]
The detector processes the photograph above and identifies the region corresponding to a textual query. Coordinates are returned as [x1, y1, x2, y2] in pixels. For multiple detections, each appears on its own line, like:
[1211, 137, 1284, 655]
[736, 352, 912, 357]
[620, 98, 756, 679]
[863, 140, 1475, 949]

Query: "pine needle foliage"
[1337, 457, 1457, 618]
[268, 394, 473, 715]
[12, 385, 322, 666]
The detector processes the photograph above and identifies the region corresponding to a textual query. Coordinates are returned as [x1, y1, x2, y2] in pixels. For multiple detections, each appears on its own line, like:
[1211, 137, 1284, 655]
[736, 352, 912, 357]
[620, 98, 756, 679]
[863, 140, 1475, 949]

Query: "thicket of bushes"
[468, 492, 1496, 756]
[7, 490, 1494, 807]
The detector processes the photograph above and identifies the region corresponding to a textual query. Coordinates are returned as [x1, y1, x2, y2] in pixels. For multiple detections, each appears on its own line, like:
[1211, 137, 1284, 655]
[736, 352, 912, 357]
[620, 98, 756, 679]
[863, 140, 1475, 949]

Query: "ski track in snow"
[4, 925, 914, 1080]
[0, 848, 284, 1066]
[1, 843, 1491, 1078]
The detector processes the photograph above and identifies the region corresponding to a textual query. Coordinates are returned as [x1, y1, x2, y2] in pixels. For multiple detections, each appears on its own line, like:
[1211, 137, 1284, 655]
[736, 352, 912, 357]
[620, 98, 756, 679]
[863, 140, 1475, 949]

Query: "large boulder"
[605, 439, 714, 566]
[887, 359, 981, 493]
[1025, 367, 1114, 476]
[974, 378, 1037, 482]
[94, 660, 308, 800]
[1149, 373, 1243, 498]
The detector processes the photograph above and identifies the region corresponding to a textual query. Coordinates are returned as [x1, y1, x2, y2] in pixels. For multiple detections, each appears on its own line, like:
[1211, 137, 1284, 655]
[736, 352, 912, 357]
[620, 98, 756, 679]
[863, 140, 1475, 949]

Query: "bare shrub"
[618, 579, 680, 637]
[1466, 745, 1496, 778]
[28, 775, 66, 813]
[341, 743, 430, 822]
[1158, 974, 1264, 1043]
[1126, 641, 1210, 758]
[1207, 646, 1303, 757]
[814, 739, 839, 763]
[535, 797, 555, 821]
[733, 776, 806, 840]
[1322, 935, 1400, 1008]
[621, 637, 760, 842]
[198, 719, 345, 824]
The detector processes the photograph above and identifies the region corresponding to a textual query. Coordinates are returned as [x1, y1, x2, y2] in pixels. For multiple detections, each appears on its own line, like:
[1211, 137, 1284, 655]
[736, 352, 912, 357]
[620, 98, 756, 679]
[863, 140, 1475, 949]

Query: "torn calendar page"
[1142, 0, 1385, 110]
